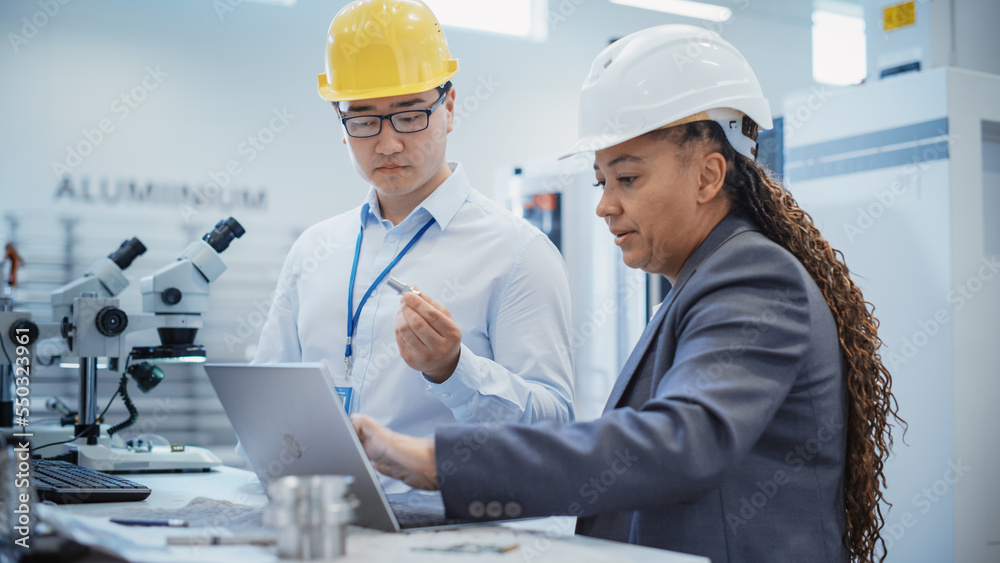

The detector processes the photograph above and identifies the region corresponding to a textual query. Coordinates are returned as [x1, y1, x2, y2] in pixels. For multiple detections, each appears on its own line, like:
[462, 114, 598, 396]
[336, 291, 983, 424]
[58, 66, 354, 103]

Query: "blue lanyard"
[345, 217, 437, 377]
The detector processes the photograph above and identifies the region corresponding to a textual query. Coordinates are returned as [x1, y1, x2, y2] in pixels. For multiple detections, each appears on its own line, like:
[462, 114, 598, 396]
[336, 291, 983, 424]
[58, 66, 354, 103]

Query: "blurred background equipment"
[501, 161, 647, 420]
[1, 218, 245, 473]
[1, 242, 28, 428]
[783, 66, 1000, 563]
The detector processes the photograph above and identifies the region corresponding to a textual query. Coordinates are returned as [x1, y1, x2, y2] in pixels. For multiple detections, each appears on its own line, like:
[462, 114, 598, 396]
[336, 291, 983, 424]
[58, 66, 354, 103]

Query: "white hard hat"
[559, 24, 773, 161]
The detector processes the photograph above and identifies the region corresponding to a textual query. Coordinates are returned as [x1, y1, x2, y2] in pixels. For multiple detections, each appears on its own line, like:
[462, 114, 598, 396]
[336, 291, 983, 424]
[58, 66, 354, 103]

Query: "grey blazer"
[436, 214, 849, 562]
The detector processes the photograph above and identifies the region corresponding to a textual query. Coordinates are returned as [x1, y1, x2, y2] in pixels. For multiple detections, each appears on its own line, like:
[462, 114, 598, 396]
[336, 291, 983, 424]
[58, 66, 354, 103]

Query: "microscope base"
[72, 441, 222, 473]
[3, 424, 222, 473]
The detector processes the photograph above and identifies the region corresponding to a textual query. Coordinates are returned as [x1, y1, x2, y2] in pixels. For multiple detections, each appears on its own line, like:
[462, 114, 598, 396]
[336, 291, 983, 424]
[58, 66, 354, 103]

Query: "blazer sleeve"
[436, 243, 815, 518]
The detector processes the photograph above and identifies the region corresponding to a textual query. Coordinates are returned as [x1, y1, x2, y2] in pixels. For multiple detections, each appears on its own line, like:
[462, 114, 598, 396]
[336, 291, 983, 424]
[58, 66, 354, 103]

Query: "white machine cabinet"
[784, 67, 1000, 563]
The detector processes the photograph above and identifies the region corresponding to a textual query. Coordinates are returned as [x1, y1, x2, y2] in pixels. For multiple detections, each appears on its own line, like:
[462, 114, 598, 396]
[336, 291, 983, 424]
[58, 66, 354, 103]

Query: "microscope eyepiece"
[108, 237, 147, 270]
[202, 217, 246, 253]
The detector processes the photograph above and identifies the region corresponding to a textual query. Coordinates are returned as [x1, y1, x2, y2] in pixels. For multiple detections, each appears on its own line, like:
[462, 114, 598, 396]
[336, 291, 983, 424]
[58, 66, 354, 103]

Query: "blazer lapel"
[602, 298, 670, 411]
[601, 214, 759, 412]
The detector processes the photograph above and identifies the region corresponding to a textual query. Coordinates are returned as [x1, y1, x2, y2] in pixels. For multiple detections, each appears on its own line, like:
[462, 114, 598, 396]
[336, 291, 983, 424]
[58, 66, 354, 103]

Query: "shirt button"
[387, 234, 397, 242]
[358, 349, 367, 357]
[441, 393, 451, 399]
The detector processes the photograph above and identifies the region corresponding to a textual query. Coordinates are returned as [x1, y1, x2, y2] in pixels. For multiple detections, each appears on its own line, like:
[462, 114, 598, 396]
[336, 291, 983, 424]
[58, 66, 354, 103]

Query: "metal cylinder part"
[266, 475, 358, 560]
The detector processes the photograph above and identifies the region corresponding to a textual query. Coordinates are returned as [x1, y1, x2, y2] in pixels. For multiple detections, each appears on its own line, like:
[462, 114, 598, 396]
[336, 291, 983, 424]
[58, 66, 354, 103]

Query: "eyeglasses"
[338, 83, 451, 139]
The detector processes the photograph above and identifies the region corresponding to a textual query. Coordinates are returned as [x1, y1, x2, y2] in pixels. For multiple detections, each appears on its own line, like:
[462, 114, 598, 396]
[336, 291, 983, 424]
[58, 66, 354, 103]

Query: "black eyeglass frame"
[336, 82, 452, 138]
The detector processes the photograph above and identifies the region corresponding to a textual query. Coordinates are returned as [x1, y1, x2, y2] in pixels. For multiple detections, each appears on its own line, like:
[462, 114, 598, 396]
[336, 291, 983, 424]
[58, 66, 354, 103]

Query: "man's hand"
[350, 414, 439, 490]
[395, 290, 461, 383]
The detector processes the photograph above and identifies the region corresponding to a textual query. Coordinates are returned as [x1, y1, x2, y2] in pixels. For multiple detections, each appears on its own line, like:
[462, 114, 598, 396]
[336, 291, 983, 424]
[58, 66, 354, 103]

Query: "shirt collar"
[360, 188, 382, 227]
[358, 162, 469, 231]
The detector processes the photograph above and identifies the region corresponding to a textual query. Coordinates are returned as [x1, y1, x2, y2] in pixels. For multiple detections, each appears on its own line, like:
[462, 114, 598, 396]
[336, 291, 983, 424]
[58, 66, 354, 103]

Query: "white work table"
[37, 466, 709, 563]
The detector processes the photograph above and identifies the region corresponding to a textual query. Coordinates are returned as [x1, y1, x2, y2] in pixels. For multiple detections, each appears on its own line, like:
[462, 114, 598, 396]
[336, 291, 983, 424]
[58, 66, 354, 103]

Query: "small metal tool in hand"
[387, 276, 420, 295]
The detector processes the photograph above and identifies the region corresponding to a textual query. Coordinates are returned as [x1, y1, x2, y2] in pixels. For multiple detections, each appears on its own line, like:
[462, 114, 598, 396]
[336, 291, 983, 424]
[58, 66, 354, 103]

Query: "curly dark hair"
[658, 120, 905, 562]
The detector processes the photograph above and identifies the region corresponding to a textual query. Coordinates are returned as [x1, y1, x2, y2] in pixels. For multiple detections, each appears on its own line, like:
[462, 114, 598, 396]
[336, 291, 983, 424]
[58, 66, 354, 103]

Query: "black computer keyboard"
[32, 459, 152, 504]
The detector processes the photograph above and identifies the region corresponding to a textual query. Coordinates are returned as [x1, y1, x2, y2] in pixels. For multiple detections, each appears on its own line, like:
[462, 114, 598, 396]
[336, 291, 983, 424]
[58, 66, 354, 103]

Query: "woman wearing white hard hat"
[353, 25, 902, 563]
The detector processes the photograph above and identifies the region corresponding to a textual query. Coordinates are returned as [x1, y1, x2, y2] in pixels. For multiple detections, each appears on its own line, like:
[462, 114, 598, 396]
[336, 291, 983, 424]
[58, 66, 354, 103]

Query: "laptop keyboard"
[32, 459, 152, 504]
[389, 500, 472, 529]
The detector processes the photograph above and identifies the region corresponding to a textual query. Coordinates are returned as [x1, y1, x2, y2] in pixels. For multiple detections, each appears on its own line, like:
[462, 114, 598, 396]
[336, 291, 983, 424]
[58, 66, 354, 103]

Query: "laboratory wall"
[0, 0, 817, 448]
[4, 1, 998, 561]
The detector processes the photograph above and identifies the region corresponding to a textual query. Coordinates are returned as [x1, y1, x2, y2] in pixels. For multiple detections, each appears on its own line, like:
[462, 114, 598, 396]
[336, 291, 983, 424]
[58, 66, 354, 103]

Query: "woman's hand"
[350, 413, 440, 490]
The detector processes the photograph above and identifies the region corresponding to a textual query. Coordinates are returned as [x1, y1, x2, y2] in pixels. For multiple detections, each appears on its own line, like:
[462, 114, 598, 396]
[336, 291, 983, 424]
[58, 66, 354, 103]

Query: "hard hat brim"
[317, 61, 458, 102]
[558, 104, 773, 161]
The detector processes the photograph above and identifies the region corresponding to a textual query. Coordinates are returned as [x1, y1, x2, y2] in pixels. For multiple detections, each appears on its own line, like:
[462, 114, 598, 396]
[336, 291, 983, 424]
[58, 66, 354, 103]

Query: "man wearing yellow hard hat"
[252, 0, 575, 492]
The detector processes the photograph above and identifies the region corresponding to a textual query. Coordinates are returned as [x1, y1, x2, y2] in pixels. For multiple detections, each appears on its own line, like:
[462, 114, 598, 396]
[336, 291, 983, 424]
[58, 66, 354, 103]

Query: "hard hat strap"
[655, 108, 760, 161]
[706, 108, 759, 161]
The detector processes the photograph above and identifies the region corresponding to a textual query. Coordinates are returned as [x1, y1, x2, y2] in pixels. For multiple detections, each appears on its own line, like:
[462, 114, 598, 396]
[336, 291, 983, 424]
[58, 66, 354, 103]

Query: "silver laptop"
[204, 362, 477, 532]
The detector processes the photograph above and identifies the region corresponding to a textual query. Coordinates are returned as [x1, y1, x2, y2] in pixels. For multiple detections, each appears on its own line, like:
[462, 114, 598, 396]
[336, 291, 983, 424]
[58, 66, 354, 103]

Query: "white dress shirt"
[252, 163, 575, 460]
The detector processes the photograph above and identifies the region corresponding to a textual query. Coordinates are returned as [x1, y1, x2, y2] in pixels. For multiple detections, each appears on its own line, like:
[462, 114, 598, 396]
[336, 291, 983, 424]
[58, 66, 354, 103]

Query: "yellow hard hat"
[317, 0, 459, 102]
